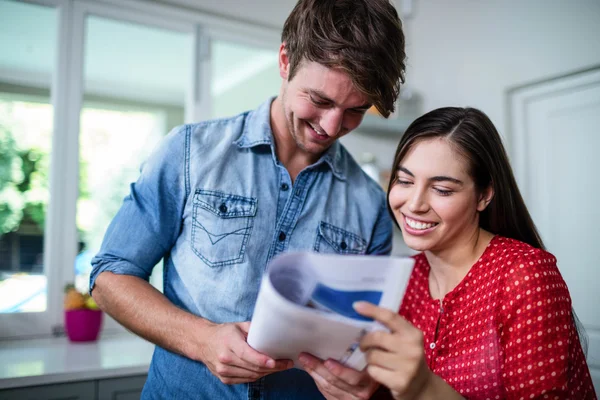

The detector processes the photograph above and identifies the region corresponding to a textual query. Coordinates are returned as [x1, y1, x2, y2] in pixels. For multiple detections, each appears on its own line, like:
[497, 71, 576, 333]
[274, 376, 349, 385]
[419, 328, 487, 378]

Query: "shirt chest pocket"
[191, 189, 257, 268]
[313, 221, 367, 255]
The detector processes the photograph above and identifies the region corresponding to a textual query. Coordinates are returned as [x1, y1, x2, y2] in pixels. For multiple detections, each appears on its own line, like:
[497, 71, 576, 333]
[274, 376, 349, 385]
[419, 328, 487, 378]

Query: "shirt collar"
[235, 97, 346, 181]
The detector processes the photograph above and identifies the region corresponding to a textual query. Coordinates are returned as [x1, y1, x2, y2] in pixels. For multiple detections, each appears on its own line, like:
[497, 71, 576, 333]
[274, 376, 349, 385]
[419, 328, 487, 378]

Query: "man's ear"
[477, 185, 494, 212]
[279, 42, 290, 80]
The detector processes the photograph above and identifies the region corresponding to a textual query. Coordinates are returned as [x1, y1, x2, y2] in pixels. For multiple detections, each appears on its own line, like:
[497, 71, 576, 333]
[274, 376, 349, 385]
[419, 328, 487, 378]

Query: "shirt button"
[340, 241, 347, 250]
[219, 203, 228, 213]
[278, 232, 286, 242]
[281, 183, 289, 191]
[429, 343, 436, 349]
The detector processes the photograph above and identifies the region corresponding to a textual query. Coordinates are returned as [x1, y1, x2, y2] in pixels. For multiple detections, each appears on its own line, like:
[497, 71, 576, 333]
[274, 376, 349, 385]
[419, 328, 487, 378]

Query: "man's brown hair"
[282, 0, 406, 118]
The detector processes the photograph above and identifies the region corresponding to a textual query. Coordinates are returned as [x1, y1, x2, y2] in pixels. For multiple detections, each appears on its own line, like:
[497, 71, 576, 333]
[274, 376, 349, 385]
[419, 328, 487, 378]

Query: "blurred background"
[0, 0, 598, 393]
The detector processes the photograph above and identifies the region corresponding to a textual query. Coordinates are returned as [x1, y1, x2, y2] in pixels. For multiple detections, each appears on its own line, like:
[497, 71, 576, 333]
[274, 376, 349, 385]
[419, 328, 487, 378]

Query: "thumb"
[237, 321, 251, 334]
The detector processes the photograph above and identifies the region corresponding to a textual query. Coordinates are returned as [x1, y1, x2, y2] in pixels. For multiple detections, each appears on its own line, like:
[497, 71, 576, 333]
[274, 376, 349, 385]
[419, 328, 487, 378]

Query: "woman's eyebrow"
[430, 176, 463, 185]
[397, 166, 463, 185]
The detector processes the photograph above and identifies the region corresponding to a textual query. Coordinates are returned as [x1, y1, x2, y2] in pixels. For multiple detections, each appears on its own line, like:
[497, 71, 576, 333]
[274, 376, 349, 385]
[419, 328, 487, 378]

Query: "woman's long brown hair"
[387, 106, 588, 354]
[387, 107, 544, 249]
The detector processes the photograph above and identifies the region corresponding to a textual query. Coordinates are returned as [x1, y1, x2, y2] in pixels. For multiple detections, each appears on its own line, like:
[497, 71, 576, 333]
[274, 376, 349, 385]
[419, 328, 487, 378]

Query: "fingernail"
[266, 359, 275, 368]
[353, 301, 367, 311]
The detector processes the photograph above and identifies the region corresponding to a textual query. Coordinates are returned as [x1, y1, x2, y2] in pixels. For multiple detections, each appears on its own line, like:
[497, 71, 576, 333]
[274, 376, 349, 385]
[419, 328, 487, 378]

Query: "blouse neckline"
[420, 235, 500, 305]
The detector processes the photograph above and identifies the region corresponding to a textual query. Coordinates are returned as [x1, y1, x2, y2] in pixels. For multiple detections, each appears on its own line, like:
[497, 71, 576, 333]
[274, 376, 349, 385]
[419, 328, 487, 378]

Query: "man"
[90, 0, 406, 398]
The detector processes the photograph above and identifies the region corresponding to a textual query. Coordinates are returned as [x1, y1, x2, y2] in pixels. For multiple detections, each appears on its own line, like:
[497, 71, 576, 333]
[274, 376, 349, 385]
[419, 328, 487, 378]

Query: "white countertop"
[0, 333, 154, 390]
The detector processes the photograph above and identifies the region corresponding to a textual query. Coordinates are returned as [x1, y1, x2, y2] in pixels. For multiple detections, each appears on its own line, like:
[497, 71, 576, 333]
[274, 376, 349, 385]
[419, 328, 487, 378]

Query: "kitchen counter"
[0, 333, 153, 390]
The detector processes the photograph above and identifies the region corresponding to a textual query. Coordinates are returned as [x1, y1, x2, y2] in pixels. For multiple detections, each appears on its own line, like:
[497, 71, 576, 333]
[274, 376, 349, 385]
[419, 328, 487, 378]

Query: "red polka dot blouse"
[399, 236, 597, 399]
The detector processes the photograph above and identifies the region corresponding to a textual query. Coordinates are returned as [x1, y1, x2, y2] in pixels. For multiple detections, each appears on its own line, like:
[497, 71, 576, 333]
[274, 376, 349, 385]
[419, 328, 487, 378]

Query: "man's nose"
[320, 109, 344, 137]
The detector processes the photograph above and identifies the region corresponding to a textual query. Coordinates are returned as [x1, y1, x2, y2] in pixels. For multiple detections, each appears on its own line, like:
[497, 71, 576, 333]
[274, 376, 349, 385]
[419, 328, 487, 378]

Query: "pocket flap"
[194, 190, 257, 218]
[318, 222, 367, 254]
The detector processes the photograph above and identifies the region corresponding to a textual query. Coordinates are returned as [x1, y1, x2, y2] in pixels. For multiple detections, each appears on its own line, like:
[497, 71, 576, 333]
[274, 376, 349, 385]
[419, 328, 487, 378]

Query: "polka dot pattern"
[399, 236, 596, 399]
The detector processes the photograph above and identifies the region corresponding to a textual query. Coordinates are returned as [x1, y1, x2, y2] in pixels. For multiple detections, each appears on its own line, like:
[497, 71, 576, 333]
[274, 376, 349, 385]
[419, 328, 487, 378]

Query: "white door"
[509, 67, 600, 395]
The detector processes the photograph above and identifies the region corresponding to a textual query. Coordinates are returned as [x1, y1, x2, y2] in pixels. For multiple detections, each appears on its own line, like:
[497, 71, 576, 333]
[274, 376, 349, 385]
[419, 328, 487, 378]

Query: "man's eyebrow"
[308, 89, 371, 110]
[397, 166, 463, 185]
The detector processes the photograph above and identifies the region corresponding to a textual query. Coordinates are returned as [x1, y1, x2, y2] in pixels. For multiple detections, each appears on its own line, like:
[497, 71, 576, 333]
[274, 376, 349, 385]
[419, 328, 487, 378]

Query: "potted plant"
[63, 284, 103, 342]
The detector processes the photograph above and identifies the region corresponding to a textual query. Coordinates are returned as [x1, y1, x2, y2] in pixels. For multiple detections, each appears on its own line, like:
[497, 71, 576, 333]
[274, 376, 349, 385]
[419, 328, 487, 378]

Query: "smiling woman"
[355, 107, 598, 400]
[389, 137, 492, 253]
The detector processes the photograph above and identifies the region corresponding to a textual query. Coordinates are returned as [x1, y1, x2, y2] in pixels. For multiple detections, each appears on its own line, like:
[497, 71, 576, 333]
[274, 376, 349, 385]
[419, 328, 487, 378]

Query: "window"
[0, 1, 57, 318]
[0, 0, 280, 339]
[210, 39, 279, 119]
[76, 16, 191, 295]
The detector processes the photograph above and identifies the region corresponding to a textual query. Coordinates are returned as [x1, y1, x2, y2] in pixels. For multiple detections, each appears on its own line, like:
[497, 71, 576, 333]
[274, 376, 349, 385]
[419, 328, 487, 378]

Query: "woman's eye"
[397, 179, 412, 186]
[434, 188, 453, 196]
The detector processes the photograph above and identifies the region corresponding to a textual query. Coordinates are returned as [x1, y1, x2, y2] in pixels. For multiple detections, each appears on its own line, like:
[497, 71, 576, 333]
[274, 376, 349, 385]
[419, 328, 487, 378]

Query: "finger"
[303, 363, 352, 399]
[230, 331, 278, 368]
[230, 324, 293, 370]
[237, 321, 251, 335]
[322, 358, 369, 387]
[353, 302, 408, 333]
[214, 363, 263, 381]
[365, 349, 402, 371]
[359, 330, 402, 353]
[365, 364, 400, 388]
[299, 353, 367, 394]
[227, 348, 293, 372]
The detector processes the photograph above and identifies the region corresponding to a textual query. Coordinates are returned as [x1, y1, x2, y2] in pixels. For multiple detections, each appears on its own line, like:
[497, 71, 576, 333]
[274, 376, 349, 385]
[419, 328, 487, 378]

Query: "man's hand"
[299, 353, 379, 400]
[196, 321, 293, 384]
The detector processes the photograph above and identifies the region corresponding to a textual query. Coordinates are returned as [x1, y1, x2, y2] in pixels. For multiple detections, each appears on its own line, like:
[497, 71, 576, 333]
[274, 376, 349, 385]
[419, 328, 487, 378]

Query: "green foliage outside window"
[0, 123, 49, 235]
[0, 124, 25, 234]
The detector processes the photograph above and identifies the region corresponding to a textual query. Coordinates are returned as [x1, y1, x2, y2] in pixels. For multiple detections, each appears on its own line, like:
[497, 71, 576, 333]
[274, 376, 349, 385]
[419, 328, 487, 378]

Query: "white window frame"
[0, 0, 280, 340]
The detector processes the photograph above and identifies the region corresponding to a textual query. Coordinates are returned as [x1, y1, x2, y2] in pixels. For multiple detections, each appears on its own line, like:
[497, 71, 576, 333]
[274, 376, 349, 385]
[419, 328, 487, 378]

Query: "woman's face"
[388, 137, 489, 253]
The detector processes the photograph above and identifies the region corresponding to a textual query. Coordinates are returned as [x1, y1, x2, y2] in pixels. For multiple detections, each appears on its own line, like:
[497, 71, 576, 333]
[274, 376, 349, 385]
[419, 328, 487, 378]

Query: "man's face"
[278, 50, 371, 155]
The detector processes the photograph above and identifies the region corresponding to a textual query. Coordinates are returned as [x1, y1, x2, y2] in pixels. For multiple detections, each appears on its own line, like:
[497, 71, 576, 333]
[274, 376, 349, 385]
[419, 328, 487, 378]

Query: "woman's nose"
[408, 189, 429, 213]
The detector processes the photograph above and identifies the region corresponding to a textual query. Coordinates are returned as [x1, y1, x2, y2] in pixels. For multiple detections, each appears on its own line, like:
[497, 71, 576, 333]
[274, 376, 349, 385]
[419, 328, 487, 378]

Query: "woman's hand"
[299, 352, 380, 400]
[354, 301, 433, 400]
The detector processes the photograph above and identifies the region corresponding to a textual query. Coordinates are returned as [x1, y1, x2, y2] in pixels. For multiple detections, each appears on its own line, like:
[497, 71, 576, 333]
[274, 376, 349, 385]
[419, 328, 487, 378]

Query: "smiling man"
[89, 0, 406, 399]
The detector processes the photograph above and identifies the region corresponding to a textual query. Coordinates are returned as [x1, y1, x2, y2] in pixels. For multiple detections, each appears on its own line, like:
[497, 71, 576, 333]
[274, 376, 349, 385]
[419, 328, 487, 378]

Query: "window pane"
[0, 1, 57, 314]
[76, 17, 191, 293]
[211, 40, 279, 118]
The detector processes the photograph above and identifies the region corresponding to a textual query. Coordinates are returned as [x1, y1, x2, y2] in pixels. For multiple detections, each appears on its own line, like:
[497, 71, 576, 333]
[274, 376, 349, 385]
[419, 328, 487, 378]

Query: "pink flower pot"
[64, 309, 103, 342]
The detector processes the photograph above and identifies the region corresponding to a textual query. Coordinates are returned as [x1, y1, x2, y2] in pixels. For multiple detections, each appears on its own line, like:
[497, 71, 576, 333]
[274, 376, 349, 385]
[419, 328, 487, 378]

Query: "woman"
[354, 107, 597, 399]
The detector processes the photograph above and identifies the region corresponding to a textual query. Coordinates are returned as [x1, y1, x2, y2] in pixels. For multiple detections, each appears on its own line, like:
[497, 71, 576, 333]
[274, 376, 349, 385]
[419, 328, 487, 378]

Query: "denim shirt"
[90, 98, 393, 400]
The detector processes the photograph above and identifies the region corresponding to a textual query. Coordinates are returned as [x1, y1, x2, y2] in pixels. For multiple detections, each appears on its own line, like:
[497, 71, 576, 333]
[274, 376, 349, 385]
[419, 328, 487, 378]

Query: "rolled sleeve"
[90, 125, 189, 292]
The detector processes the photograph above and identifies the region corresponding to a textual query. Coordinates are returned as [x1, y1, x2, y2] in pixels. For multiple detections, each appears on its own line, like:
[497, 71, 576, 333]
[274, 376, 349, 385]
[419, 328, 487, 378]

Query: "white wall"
[343, 0, 600, 198]
[342, 0, 600, 257]
[404, 0, 600, 140]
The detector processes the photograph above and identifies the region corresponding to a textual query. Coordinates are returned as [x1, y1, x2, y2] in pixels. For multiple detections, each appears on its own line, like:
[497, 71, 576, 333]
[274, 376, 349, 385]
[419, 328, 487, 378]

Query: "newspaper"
[247, 252, 415, 370]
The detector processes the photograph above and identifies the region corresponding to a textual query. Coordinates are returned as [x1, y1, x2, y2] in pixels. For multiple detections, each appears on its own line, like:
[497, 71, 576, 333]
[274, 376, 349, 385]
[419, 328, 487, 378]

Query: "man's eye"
[311, 97, 329, 106]
[348, 109, 367, 115]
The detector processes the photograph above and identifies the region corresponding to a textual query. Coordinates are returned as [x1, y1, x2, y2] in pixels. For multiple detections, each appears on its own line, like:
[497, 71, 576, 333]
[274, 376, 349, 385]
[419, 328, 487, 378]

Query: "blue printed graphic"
[310, 283, 382, 321]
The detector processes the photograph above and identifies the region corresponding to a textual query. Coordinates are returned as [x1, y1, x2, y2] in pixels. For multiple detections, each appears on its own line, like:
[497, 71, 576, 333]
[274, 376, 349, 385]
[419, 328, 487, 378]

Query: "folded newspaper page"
[247, 252, 415, 370]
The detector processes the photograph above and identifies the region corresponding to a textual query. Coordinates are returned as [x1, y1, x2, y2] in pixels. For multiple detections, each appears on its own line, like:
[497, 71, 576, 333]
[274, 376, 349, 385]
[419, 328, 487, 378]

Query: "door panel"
[509, 67, 600, 395]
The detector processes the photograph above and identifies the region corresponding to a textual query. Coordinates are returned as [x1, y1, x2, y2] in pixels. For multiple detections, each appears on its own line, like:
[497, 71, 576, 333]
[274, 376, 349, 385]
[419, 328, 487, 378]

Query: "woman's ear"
[477, 185, 494, 212]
